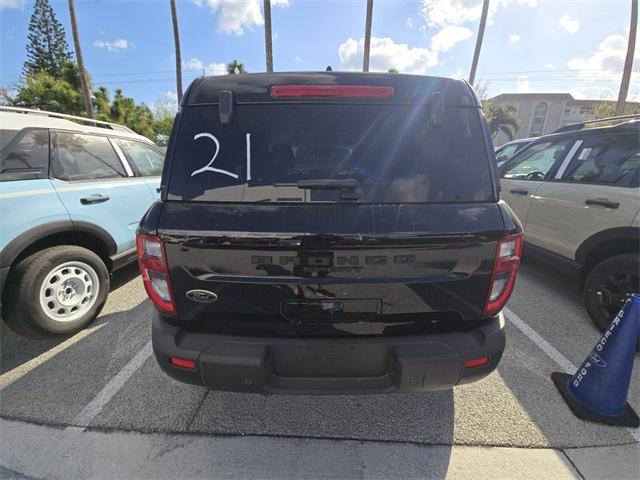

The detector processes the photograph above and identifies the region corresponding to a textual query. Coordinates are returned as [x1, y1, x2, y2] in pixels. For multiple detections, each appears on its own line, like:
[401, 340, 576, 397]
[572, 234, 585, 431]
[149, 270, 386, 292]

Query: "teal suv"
[0, 107, 165, 337]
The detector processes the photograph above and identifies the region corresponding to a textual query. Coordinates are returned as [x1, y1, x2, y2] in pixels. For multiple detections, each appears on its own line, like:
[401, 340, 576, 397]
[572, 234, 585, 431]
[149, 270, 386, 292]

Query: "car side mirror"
[427, 92, 445, 128]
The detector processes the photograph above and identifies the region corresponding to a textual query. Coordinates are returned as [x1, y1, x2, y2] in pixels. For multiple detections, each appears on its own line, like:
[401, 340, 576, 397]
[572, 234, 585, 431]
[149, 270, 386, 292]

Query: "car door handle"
[585, 198, 620, 209]
[510, 188, 529, 196]
[80, 194, 110, 205]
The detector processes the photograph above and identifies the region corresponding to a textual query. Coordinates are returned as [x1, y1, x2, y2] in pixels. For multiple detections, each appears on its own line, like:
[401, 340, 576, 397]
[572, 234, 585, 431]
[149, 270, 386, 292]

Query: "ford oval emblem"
[186, 289, 218, 303]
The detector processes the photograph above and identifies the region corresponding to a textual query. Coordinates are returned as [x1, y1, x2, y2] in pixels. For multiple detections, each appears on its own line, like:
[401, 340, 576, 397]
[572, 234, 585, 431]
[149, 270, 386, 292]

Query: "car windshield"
[168, 103, 493, 203]
[495, 143, 520, 163]
[502, 139, 573, 179]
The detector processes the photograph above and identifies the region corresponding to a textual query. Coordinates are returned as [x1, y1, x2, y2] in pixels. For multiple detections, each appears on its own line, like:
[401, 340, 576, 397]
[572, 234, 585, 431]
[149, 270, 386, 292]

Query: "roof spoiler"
[552, 113, 640, 134]
[0, 105, 135, 134]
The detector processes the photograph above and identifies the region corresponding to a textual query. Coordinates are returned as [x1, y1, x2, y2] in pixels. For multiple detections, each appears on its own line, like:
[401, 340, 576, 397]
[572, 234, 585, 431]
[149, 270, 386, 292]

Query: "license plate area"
[282, 298, 382, 324]
[270, 342, 390, 378]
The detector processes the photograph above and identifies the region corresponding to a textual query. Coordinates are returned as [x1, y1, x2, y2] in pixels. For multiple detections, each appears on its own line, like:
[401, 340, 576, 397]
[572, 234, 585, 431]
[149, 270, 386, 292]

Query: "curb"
[3, 418, 638, 480]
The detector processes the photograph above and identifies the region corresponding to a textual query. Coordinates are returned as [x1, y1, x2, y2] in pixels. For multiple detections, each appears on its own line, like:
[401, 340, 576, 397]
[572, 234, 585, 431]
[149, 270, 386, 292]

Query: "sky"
[0, 0, 638, 112]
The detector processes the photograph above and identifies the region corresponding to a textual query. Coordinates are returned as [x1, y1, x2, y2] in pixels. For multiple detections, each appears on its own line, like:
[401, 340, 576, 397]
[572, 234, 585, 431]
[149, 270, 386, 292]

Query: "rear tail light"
[136, 233, 176, 315]
[271, 85, 394, 98]
[484, 234, 523, 317]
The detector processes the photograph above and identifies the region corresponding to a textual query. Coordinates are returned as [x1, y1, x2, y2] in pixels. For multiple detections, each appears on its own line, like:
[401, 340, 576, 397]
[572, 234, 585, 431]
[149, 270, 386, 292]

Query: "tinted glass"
[117, 139, 164, 176]
[168, 104, 493, 203]
[561, 134, 639, 187]
[0, 129, 49, 181]
[502, 139, 573, 181]
[0, 129, 19, 151]
[53, 133, 127, 181]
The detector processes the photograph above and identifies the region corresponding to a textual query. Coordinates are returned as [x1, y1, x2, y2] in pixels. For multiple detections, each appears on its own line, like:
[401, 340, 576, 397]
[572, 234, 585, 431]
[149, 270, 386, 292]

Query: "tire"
[583, 254, 639, 332]
[3, 245, 110, 338]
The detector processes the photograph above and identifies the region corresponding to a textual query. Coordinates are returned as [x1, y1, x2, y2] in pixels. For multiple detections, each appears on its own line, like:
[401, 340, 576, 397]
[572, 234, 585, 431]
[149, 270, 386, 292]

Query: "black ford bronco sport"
[138, 72, 523, 394]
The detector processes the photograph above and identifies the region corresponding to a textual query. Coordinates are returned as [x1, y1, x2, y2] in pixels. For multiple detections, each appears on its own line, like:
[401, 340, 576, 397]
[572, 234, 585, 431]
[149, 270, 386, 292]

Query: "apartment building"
[490, 93, 602, 146]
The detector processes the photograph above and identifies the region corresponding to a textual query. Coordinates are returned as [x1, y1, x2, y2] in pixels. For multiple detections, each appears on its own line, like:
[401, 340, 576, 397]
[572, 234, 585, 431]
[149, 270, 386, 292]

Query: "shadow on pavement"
[110, 263, 140, 290]
[189, 388, 455, 448]
[0, 298, 152, 425]
[0, 264, 141, 376]
[520, 253, 583, 305]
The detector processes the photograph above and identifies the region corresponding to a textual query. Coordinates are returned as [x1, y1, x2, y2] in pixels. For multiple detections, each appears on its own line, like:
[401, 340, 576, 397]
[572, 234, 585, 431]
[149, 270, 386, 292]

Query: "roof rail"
[552, 113, 640, 134]
[0, 105, 136, 134]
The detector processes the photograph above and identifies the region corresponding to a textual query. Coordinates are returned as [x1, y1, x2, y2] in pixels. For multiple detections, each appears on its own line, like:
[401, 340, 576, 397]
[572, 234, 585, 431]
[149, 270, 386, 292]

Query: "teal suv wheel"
[3, 245, 110, 338]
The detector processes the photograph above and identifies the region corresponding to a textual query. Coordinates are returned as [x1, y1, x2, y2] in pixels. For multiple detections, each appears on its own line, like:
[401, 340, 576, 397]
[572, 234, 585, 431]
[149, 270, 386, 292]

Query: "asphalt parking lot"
[1, 257, 639, 479]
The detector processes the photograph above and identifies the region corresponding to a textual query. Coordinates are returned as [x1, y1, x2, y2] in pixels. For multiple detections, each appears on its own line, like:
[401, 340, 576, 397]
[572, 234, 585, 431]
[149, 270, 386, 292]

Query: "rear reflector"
[464, 357, 490, 368]
[170, 357, 196, 369]
[271, 85, 394, 98]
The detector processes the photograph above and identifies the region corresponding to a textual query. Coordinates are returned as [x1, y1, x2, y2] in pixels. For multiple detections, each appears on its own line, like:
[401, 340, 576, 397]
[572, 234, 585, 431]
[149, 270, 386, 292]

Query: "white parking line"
[504, 307, 576, 374]
[69, 340, 152, 429]
[504, 307, 640, 442]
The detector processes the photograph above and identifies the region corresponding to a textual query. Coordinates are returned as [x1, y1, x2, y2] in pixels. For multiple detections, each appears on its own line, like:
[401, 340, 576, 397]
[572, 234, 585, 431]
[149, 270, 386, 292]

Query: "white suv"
[499, 118, 639, 330]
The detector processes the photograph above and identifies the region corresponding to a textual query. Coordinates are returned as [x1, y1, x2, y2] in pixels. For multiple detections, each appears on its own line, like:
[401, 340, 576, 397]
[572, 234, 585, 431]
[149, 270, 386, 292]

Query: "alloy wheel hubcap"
[39, 261, 100, 323]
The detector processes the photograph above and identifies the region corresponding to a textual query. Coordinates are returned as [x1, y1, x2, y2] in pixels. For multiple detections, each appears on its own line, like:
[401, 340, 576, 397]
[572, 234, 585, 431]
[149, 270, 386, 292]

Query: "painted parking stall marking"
[69, 340, 153, 429]
[504, 307, 576, 374]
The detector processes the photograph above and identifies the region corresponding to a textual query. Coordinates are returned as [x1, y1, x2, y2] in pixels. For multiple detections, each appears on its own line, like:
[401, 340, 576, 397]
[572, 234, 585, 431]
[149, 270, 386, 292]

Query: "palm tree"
[170, 0, 183, 103]
[264, 0, 273, 72]
[67, 0, 93, 117]
[468, 0, 489, 86]
[615, 0, 637, 116]
[363, 0, 373, 71]
[484, 102, 519, 140]
[227, 60, 247, 74]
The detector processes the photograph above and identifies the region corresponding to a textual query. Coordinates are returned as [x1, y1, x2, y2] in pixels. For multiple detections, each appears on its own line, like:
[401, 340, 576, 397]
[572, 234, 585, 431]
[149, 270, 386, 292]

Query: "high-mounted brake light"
[484, 233, 523, 317]
[136, 233, 176, 315]
[271, 85, 394, 98]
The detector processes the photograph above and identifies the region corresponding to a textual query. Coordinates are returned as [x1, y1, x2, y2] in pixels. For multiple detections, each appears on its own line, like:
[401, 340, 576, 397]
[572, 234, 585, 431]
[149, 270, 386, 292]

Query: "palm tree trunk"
[264, 0, 273, 72]
[67, 0, 93, 118]
[363, 0, 373, 72]
[170, 0, 183, 103]
[468, 0, 490, 86]
[615, 0, 637, 116]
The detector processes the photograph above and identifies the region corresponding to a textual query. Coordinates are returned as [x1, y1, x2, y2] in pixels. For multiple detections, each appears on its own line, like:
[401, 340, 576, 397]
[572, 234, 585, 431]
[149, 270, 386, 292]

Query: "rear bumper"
[152, 313, 506, 394]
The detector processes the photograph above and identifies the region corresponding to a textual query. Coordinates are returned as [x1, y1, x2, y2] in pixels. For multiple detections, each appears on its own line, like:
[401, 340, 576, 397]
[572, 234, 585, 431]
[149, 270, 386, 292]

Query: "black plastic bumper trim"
[152, 312, 506, 394]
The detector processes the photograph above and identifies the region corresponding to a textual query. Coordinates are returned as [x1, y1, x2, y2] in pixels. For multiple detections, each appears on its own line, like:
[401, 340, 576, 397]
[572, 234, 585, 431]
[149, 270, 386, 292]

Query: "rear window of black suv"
[167, 84, 494, 204]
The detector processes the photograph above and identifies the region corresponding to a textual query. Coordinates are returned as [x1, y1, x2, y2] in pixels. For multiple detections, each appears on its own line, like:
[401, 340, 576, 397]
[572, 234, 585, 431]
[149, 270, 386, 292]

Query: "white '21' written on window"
[190, 132, 252, 181]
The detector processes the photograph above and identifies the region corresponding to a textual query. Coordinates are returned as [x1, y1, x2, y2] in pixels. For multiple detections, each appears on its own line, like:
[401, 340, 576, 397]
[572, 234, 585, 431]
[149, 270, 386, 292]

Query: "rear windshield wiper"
[296, 178, 359, 190]
[297, 178, 361, 200]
